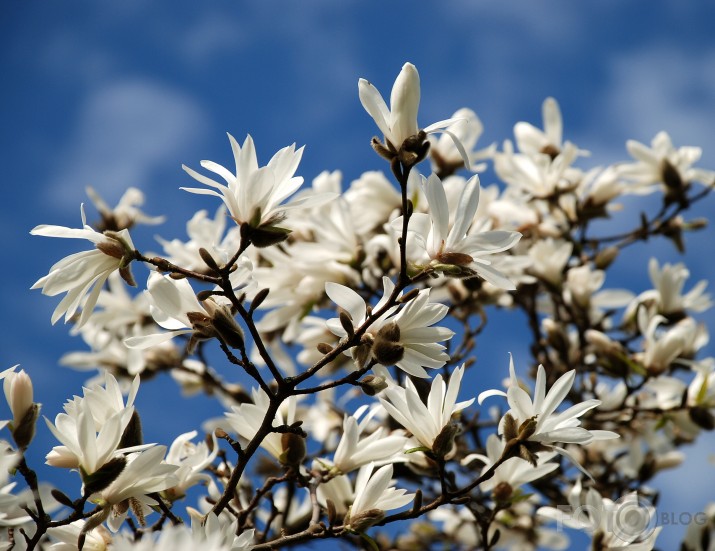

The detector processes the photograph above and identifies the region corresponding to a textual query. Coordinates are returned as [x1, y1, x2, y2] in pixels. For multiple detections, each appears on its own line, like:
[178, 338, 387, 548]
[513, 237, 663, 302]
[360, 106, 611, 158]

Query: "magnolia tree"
[3, 62, 715, 550]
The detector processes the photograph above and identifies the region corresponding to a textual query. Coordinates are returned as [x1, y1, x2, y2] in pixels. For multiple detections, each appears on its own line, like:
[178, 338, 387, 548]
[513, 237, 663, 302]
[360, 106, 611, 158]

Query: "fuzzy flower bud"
[2, 367, 39, 449]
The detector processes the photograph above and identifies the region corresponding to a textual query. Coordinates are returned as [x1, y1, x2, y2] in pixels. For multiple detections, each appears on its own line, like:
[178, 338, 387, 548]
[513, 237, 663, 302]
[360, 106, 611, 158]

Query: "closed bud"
[399, 288, 420, 304]
[51, 489, 76, 508]
[3, 369, 35, 431]
[517, 416, 538, 441]
[359, 375, 388, 396]
[12, 403, 39, 450]
[118, 410, 144, 449]
[209, 303, 245, 350]
[279, 433, 306, 466]
[339, 311, 355, 339]
[432, 422, 459, 458]
[317, 342, 334, 355]
[689, 406, 715, 431]
[250, 288, 270, 312]
[594, 246, 619, 270]
[345, 507, 386, 533]
[82, 457, 127, 496]
[246, 224, 291, 248]
[492, 481, 513, 503]
[372, 340, 404, 366]
[199, 247, 221, 271]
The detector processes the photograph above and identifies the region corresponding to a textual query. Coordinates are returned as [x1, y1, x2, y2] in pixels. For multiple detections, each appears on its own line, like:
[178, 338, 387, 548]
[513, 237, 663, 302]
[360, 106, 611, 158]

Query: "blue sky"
[2, 1, 715, 548]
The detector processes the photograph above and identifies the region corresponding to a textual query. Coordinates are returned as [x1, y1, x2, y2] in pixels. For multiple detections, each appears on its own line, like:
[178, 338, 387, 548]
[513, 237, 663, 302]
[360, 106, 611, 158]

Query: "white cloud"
[48, 79, 208, 209]
[587, 46, 715, 162]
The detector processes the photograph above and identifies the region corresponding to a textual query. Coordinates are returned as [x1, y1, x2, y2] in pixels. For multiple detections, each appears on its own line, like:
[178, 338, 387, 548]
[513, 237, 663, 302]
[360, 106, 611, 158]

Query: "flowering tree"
[3, 61, 715, 550]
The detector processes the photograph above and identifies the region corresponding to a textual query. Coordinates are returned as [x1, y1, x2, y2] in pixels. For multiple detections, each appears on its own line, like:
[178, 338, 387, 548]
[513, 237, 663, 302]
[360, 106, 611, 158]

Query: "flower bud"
[432, 422, 460, 458]
[3, 369, 34, 427]
[279, 433, 307, 466]
[493, 481, 514, 503]
[372, 322, 405, 366]
[81, 456, 127, 496]
[345, 507, 386, 533]
[359, 375, 388, 396]
[390, 63, 420, 149]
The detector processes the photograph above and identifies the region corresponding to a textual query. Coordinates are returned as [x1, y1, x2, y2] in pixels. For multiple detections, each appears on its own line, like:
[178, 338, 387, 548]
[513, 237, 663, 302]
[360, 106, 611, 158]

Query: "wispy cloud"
[47, 80, 209, 210]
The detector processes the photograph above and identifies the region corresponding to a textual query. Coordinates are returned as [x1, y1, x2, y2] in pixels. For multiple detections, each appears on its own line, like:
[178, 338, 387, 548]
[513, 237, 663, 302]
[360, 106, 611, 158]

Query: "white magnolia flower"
[429, 108, 495, 173]
[478, 356, 618, 473]
[85, 185, 164, 231]
[463, 433, 558, 495]
[344, 463, 413, 532]
[359, 62, 470, 167]
[399, 174, 521, 289]
[1, 366, 35, 434]
[527, 238, 573, 286]
[181, 133, 334, 240]
[539, 480, 661, 550]
[45, 374, 144, 475]
[31, 206, 136, 328]
[329, 406, 407, 474]
[156, 206, 241, 272]
[47, 520, 111, 551]
[96, 446, 179, 532]
[514, 97, 574, 158]
[626, 258, 712, 321]
[125, 271, 248, 352]
[0, 446, 30, 529]
[620, 130, 715, 192]
[224, 388, 297, 462]
[163, 430, 220, 500]
[325, 277, 453, 377]
[380, 365, 474, 454]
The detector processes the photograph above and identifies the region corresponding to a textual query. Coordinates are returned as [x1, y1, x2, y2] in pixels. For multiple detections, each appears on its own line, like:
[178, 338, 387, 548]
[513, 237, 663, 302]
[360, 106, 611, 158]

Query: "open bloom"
[224, 388, 298, 463]
[620, 130, 715, 193]
[343, 463, 414, 532]
[325, 277, 454, 377]
[31, 206, 136, 328]
[44, 374, 145, 477]
[399, 174, 521, 289]
[380, 365, 474, 455]
[182, 133, 334, 245]
[478, 356, 618, 473]
[329, 406, 407, 474]
[124, 270, 249, 352]
[359, 62, 470, 167]
[539, 480, 661, 550]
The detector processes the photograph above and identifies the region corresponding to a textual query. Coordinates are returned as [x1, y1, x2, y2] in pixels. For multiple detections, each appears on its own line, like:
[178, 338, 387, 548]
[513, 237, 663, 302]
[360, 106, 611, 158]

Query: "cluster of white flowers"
[4, 61, 714, 550]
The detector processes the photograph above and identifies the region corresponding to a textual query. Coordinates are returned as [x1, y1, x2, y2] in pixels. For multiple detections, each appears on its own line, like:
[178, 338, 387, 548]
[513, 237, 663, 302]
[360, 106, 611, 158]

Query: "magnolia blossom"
[626, 258, 712, 321]
[539, 480, 661, 550]
[182, 133, 334, 240]
[359, 62, 470, 166]
[47, 520, 111, 551]
[163, 430, 220, 500]
[400, 174, 521, 288]
[125, 270, 249, 351]
[380, 365, 474, 455]
[429, 108, 495, 173]
[329, 406, 407, 474]
[325, 277, 453, 377]
[463, 434, 558, 496]
[85, 185, 165, 231]
[31, 206, 136, 328]
[94, 445, 179, 532]
[478, 356, 619, 473]
[620, 130, 715, 191]
[224, 388, 298, 462]
[156, 206, 241, 272]
[344, 463, 413, 532]
[44, 374, 145, 476]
